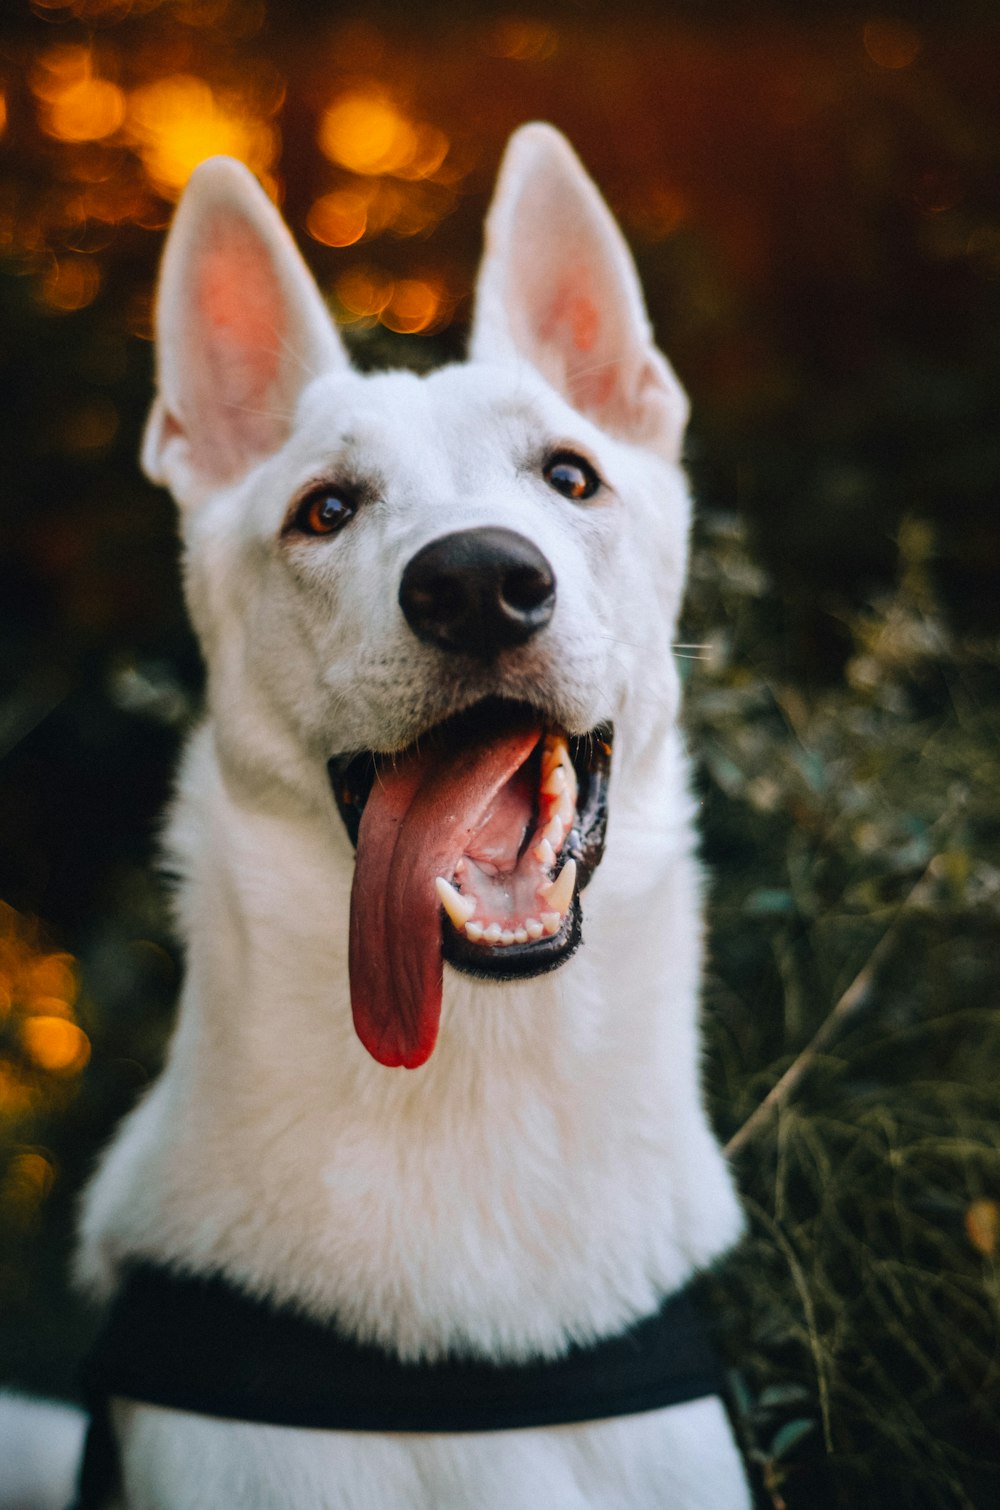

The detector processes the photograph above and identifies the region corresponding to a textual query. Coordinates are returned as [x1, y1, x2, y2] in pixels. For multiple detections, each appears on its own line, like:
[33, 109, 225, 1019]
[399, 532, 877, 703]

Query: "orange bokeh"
[33, 45, 126, 143]
[317, 91, 449, 182]
[125, 74, 278, 198]
[333, 264, 447, 335]
[21, 1016, 91, 1074]
[0, 904, 90, 1100]
[38, 255, 103, 312]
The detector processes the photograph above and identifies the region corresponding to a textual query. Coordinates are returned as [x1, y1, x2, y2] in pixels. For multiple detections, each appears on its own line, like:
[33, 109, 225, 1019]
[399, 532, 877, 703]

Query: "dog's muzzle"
[329, 698, 612, 1070]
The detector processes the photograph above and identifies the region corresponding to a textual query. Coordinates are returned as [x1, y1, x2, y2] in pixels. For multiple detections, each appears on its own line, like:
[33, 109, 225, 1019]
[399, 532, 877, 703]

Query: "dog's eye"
[543, 453, 601, 501]
[290, 487, 357, 538]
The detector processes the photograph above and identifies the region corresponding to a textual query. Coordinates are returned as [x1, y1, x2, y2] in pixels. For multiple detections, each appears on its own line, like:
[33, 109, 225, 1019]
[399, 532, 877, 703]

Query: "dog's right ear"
[142, 158, 347, 506]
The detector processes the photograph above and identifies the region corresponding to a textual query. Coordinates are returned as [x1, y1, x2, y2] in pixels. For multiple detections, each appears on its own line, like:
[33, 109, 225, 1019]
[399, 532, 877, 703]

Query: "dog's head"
[143, 125, 693, 1070]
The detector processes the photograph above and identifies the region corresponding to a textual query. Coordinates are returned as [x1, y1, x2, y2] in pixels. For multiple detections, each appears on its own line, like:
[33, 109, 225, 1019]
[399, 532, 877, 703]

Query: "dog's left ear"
[143, 157, 348, 506]
[471, 124, 688, 458]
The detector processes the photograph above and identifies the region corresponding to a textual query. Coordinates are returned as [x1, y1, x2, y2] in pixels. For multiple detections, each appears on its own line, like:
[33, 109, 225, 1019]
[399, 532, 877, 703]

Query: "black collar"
[74, 1263, 725, 1506]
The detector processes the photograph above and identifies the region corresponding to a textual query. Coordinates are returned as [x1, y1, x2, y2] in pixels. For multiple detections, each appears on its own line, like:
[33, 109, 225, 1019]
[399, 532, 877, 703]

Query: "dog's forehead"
[289, 361, 586, 485]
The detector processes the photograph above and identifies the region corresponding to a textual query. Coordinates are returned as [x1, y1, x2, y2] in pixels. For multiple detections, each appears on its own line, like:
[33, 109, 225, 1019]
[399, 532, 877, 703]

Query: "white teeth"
[435, 877, 476, 928]
[500, 930, 515, 946]
[514, 927, 528, 944]
[540, 858, 576, 916]
[465, 921, 484, 942]
[534, 837, 556, 868]
[553, 788, 575, 830]
[525, 917, 544, 939]
[541, 912, 561, 935]
[543, 814, 565, 850]
[483, 923, 502, 945]
[541, 765, 567, 797]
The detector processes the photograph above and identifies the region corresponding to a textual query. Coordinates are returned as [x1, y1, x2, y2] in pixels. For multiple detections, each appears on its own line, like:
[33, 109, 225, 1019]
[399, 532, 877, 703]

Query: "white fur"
[71, 124, 748, 1507]
[0, 1393, 87, 1510]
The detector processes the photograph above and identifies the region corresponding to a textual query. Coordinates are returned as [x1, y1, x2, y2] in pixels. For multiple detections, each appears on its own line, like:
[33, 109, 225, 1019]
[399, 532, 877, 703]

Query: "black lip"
[327, 699, 612, 983]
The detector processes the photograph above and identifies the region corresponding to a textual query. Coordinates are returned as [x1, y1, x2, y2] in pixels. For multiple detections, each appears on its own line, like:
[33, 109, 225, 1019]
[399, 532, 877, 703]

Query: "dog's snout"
[399, 528, 556, 658]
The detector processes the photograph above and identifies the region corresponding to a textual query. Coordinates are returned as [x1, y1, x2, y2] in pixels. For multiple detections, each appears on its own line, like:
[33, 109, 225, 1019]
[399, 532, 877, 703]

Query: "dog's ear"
[142, 157, 347, 504]
[471, 124, 688, 458]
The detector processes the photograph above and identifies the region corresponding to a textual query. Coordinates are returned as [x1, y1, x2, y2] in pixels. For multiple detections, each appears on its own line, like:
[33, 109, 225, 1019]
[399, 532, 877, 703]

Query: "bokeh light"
[0, 904, 90, 1127]
[317, 91, 449, 181]
[306, 180, 453, 248]
[32, 45, 126, 143]
[965, 1199, 1000, 1258]
[125, 74, 278, 198]
[482, 18, 559, 62]
[863, 18, 922, 70]
[21, 1017, 90, 1074]
[37, 255, 103, 312]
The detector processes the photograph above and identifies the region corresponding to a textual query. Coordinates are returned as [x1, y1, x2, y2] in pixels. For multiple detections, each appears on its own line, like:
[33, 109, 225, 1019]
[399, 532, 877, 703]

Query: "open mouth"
[328, 699, 612, 1069]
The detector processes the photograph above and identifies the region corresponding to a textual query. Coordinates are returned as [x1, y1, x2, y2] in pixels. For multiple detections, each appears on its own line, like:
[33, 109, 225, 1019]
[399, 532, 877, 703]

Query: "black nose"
[399, 528, 556, 659]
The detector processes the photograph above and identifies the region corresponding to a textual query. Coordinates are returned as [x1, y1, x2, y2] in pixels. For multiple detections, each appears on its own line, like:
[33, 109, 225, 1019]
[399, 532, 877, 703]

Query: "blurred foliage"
[1, 2, 999, 1506]
[688, 513, 1000, 1508]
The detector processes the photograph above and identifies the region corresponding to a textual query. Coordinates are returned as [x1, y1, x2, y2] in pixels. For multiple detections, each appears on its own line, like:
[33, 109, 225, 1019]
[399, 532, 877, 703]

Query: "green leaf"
[770, 1418, 816, 1460]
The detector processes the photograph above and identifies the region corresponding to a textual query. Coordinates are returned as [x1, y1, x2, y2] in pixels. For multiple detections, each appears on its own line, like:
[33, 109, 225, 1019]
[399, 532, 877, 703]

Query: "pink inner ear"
[534, 267, 621, 415]
[539, 274, 601, 355]
[174, 213, 292, 480]
[196, 223, 284, 409]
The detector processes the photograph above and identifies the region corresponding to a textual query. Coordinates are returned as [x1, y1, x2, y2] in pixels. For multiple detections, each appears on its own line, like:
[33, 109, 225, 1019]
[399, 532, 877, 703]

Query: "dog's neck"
[77, 718, 743, 1362]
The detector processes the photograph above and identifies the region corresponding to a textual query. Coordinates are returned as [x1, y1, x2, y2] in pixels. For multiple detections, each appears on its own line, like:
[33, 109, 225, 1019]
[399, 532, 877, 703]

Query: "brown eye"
[543, 452, 601, 501]
[290, 486, 356, 537]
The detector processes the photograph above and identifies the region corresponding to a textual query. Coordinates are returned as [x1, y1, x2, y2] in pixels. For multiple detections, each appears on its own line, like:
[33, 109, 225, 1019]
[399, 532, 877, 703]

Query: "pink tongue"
[349, 718, 542, 1068]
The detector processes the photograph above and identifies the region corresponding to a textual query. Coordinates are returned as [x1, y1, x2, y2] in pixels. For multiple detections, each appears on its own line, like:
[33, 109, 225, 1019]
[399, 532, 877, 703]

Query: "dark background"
[1, 3, 998, 1506]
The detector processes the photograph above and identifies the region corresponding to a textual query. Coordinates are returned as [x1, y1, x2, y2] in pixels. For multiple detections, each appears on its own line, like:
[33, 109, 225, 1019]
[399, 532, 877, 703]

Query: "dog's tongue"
[349, 716, 541, 1068]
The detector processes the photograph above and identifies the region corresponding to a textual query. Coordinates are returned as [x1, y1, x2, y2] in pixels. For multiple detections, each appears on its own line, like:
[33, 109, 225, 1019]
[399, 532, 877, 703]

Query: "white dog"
[51, 124, 749, 1508]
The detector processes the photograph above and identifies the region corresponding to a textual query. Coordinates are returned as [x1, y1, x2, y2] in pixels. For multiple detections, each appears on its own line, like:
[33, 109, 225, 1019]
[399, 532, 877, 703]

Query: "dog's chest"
[113, 1396, 748, 1510]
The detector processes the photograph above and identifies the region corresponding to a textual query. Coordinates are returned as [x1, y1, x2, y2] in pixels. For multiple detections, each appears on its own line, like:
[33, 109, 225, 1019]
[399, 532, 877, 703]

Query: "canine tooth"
[541, 912, 561, 935]
[500, 930, 515, 946]
[514, 927, 528, 944]
[534, 837, 556, 868]
[541, 858, 576, 916]
[465, 921, 484, 942]
[543, 815, 565, 849]
[435, 877, 476, 928]
[525, 918, 544, 939]
[483, 923, 502, 945]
